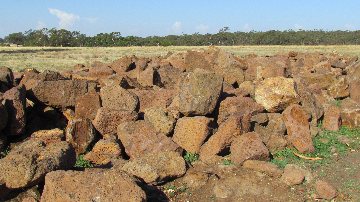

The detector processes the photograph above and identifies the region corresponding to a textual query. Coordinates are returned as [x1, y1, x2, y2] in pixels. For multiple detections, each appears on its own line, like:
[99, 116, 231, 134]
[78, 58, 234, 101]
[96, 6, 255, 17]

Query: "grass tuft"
[74, 154, 93, 168]
[183, 152, 199, 164]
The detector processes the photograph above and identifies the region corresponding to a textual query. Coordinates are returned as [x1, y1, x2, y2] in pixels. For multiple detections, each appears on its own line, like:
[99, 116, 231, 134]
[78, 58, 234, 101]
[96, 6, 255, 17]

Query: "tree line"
[1, 28, 360, 47]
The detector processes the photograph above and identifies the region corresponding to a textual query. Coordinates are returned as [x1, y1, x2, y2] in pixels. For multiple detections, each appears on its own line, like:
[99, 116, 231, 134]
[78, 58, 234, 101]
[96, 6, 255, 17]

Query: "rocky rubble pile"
[0, 47, 359, 201]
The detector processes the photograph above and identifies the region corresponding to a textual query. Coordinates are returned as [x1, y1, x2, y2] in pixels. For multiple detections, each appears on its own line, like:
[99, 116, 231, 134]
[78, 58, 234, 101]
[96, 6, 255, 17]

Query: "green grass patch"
[74, 154, 93, 168]
[271, 126, 360, 169]
[222, 158, 233, 166]
[184, 152, 199, 164]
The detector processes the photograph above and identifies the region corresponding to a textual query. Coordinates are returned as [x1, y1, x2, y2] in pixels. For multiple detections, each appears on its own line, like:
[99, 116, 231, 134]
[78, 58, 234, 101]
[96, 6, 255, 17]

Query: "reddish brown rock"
[0, 67, 13, 92]
[41, 169, 146, 202]
[349, 80, 360, 103]
[93, 107, 138, 135]
[144, 107, 176, 136]
[243, 160, 283, 177]
[323, 105, 341, 131]
[137, 66, 154, 87]
[117, 120, 181, 158]
[327, 76, 350, 99]
[130, 88, 175, 113]
[100, 85, 139, 112]
[0, 102, 8, 131]
[339, 98, 360, 128]
[65, 118, 96, 155]
[109, 55, 137, 73]
[155, 64, 182, 88]
[88, 65, 115, 78]
[230, 132, 269, 165]
[280, 164, 305, 186]
[74, 92, 101, 120]
[282, 104, 314, 153]
[3, 85, 26, 136]
[31, 128, 64, 144]
[84, 134, 122, 165]
[173, 116, 212, 153]
[315, 180, 337, 200]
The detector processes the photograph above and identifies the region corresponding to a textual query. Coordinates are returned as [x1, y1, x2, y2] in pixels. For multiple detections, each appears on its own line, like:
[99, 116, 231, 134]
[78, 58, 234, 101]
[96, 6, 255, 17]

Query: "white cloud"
[48, 8, 80, 29]
[36, 21, 46, 29]
[171, 21, 182, 34]
[242, 23, 252, 32]
[195, 24, 209, 33]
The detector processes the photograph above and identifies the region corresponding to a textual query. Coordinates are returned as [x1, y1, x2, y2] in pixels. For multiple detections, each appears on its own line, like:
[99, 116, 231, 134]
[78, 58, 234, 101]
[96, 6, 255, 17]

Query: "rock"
[74, 92, 101, 120]
[350, 80, 360, 103]
[144, 107, 176, 136]
[243, 160, 283, 177]
[267, 113, 287, 135]
[31, 79, 95, 108]
[0, 139, 76, 189]
[266, 134, 288, 154]
[109, 55, 137, 73]
[65, 118, 96, 155]
[121, 151, 186, 184]
[117, 120, 181, 158]
[327, 76, 349, 99]
[173, 116, 213, 153]
[100, 85, 139, 112]
[339, 98, 360, 128]
[41, 169, 146, 202]
[155, 64, 182, 88]
[130, 88, 174, 113]
[315, 180, 337, 200]
[0, 102, 8, 131]
[137, 66, 154, 87]
[251, 113, 268, 125]
[84, 134, 122, 165]
[3, 85, 26, 136]
[93, 107, 138, 135]
[0, 67, 13, 92]
[282, 104, 314, 153]
[200, 116, 243, 162]
[280, 164, 306, 186]
[181, 170, 209, 189]
[323, 105, 341, 131]
[178, 68, 223, 116]
[88, 65, 115, 78]
[230, 132, 269, 165]
[255, 77, 298, 112]
[31, 128, 64, 144]
[218, 96, 263, 124]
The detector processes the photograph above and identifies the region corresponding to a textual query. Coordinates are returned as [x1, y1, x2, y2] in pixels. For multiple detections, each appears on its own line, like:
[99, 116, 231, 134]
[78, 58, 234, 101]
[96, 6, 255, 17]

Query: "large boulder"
[84, 134, 122, 165]
[339, 98, 360, 128]
[130, 89, 175, 113]
[255, 77, 299, 112]
[65, 118, 96, 155]
[100, 85, 139, 112]
[92, 107, 138, 135]
[3, 85, 26, 136]
[323, 105, 341, 131]
[178, 68, 223, 116]
[155, 64, 182, 88]
[31, 79, 95, 108]
[172, 116, 213, 153]
[31, 128, 65, 144]
[327, 76, 350, 99]
[230, 132, 269, 165]
[117, 120, 181, 158]
[41, 169, 146, 202]
[282, 104, 314, 153]
[0, 140, 76, 189]
[74, 92, 101, 120]
[144, 107, 176, 136]
[121, 151, 186, 184]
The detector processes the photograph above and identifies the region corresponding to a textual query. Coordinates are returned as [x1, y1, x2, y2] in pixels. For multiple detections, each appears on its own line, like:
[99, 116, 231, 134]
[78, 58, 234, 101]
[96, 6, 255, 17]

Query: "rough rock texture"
[93, 107, 138, 135]
[0, 102, 8, 131]
[31, 79, 94, 107]
[280, 164, 306, 186]
[65, 118, 96, 154]
[41, 169, 146, 202]
[339, 98, 360, 128]
[178, 68, 223, 116]
[327, 76, 349, 99]
[144, 107, 176, 136]
[315, 180, 337, 200]
[282, 104, 315, 153]
[3, 85, 26, 136]
[230, 132, 269, 165]
[117, 120, 181, 158]
[137, 66, 154, 87]
[0, 67, 14, 92]
[155, 64, 182, 88]
[323, 105, 341, 131]
[0, 140, 76, 189]
[130, 89, 175, 113]
[84, 134, 122, 165]
[200, 116, 243, 162]
[172, 116, 212, 153]
[100, 85, 139, 112]
[243, 160, 283, 177]
[31, 128, 64, 144]
[74, 92, 101, 120]
[121, 151, 186, 184]
[255, 77, 299, 112]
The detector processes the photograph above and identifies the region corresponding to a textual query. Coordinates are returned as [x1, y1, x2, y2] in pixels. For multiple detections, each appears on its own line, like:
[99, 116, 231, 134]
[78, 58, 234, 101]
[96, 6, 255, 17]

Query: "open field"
[1, 45, 360, 71]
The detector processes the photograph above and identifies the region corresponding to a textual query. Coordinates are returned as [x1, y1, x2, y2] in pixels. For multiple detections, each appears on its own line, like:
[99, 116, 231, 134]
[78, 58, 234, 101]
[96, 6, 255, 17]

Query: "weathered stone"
[243, 160, 283, 177]
[109, 55, 137, 73]
[41, 169, 146, 202]
[181, 170, 209, 189]
[117, 120, 181, 158]
[251, 113, 268, 125]
[230, 132, 269, 165]
[282, 104, 314, 153]
[178, 68, 223, 116]
[100, 85, 139, 112]
[74, 92, 101, 120]
[327, 76, 350, 99]
[84, 134, 122, 165]
[137, 66, 154, 87]
[121, 151, 186, 184]
[31, 128, 64, 144]
[65, 118, 96, 155]
[3, 85, 26, 136]
[0, 140, 76, 189]
[144, 107, 176, 136]
[315, 180, 337, 200]
[339, 98, 360, 128]
[255, 77, 299, 112]
[0, 67, 13, 92]
[0, 102, 8, 131]
[323, 105, 341, 131]
[155, 64, 182, 88]
[93, 107, 138, 135]
[88, 65, 115, 78]
[130, 88, 174, 113]
[280, 164, 305, 186]
[173, 116, 212, 153]
[266, 134, 288, 154]
[349, 80, 360, 103]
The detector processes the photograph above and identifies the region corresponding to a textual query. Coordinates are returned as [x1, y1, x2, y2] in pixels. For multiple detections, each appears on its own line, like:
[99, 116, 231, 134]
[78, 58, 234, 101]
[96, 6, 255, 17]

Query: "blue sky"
[0, 0, 359, 37]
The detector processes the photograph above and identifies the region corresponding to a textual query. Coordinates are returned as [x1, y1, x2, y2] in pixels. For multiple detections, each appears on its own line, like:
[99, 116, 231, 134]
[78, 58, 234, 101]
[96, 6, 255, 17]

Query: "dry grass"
[1, 45, 360, 72]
